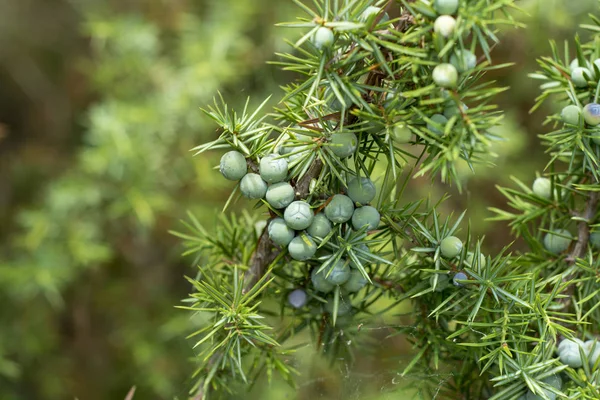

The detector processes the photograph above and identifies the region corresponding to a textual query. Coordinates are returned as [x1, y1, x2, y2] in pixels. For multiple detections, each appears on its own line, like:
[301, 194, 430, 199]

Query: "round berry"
[343, 270, 368, 293]
[325, 194, 355, 224]
[433, 63, 458, 88]
[558, 338, 584, 368]
[590, 231, 600, 249]
[434, 0, 459, 15]
[351, 206, 381, 231]
[288, 235, 317, 261]
[324, 297, 352, 316]
[288, 289, 308, 309]
[390, 124, 412, 143]
[307, 213, 332, 238]
[583, 103, 600, 126]
[259, 154, 288, 184]
[434, 15, 456, 37]
[311, 268, 335, 293]
[571, 67, 592, 88]
[443, 102, 468, 119]
[430, 274, 450, 292]
[453, 271, 468, 287]
[440, 236, 463, 258]
[543, 229, 572, 254]
[284, 201, 314, 230]
[465, 253, 486, 268]
[313, 27, 334, 50]
[347, 177, 376, 204]
[265, 182, 295, 209]
[240, 173, 268, 199]
[585, 340, 600, 368]
[427, 114, 449, 135]
[329, 133, 358, 158]
[532, 177, 552, 199]
[324, 259, 351, 285]
[268, 218, 295, 247]
[570, 58, 588, 72]
[561, 105, 582, 125]
[219, 151, 247, 181]
[450, 50, 477, 73]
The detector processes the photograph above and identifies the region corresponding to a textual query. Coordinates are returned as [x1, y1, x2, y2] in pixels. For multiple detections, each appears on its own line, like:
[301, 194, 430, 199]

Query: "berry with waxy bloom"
[343, 270, 368, 293]
[453, 271, 468, 287]
[347, 177, 376, 204]
[433, 63, 458, 88]
[561, 105, 582, 125]
[557, 338, 585, 368]
[440, 236, 463, 258]
[427, 114, 449, 135]
[434, 0, 459, 15]
[219, 151, 247, 181]
[325, 194, 355, 223]
[583, 103, 600, 126]
[311, 268, 335, 293]
[323, 259, 351, 285]
[329, 133, 358, 158]
[259, 154, 288, 183]
[450, 50, 477, 73]
[288, 234, 317, 261]
[240, 173, 268, 199]
[265, 182, 295, 209]
[313, 27, 334, 50]
[268, 218, 295, 247]
[288, 289, 307, 309]
[351, 206, 380, 231]
[307, 213, 332, 238]
[284, 201, 314, 230]
[543, 229, 572, 254]
[434, 15, 456, 37]
[532, 177, 551, 199]
[571, 67, 592, 87]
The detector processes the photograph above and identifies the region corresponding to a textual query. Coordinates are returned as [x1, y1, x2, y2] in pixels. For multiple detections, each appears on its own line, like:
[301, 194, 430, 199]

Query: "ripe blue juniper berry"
[173, 0, 600, 398]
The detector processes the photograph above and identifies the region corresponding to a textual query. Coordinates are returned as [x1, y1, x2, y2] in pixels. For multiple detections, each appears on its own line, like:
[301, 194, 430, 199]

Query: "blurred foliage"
[0, 0, 597, 399]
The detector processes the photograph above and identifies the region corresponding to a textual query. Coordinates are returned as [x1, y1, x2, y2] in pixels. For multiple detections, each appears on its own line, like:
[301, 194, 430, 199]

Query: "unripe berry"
[311, 268, 335, 293]
[453, 271, 468, 287]
[570, 58, 589, 72]
[443, 102, 468, 119]
[440, 236, 463, 258]
[465, 252, 486, 268]
[307, 213, 332, 238]
[288, 234, 317, 261]
[288, 289, 308, 309]
[284, 201, 314, 230]
[325, 194, 355, 223]
[561, 105, 582, 125]
[543, 229, 572, 254]
[343, 270, 368, 293]
[433, 63, 458, 88]
[558, 338, 584, 367]
[390, 124, 412, 143]
[324, 297, 352, 316]
[351, 206, 381, 231]
[219, 151, 247, 181]
[450, 50, 477, 73]
[429, 274, 450, 292]
[324, 259, 351, 285]
[329, 133, 358, 158]
[590, 231, 600, 249]
[583, 103, 600, 126]
[434, 15, 456, 37]
[427, 114, 449, 135]
[532, 177, 552, 199]
[434, 0, 459, 15]
[571, 67, 592, 87]
[268, 218, 295, 246]
[240, 173, 268, 199]
[347, 177, 376, 204]
[265, 182, 295, 209]
[313, 27, 334, 50]
[259, 154, 288, 183]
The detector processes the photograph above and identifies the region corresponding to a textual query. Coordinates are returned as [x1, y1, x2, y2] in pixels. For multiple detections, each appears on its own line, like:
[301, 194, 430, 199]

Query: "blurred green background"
[0, 0, 596, 399]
